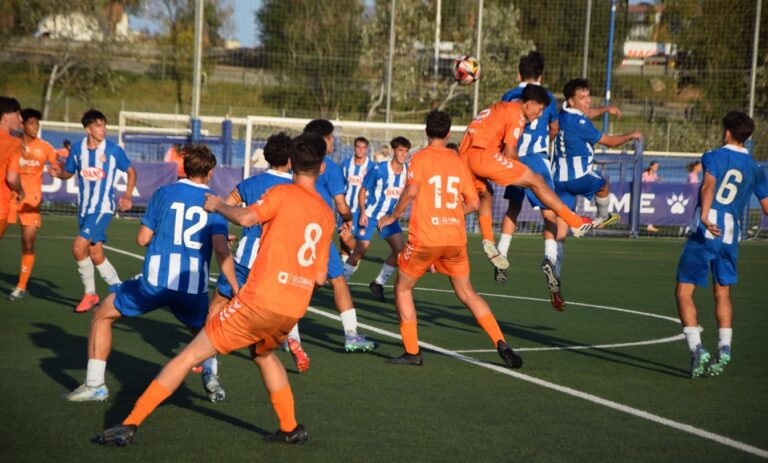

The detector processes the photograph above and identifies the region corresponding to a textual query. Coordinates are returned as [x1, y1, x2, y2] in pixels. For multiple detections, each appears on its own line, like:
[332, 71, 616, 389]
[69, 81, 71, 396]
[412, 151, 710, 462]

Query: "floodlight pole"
[191, 0, 204, 142]
[582, 0, 592, 78]
[385, 0, 396, 124]
[472, 0, 484, 116]
[602, 0, 617, 133]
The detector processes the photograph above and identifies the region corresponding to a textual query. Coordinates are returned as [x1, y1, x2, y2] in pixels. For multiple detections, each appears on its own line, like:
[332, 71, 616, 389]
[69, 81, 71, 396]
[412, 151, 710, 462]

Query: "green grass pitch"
[1, 216, 767, 462]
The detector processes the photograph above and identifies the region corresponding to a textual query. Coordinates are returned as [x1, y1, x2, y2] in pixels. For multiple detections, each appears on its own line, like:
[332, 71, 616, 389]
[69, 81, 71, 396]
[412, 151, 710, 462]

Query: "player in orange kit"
[7, 108, 60, 300]
[457, 85, 592, 271]
[0, 96, 25, 242]
[378, 110, 523, 368]
[92, 132, 334, 447]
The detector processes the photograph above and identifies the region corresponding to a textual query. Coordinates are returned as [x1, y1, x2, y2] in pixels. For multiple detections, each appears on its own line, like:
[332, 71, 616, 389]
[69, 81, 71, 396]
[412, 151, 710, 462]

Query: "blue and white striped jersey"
[342, 157, 373, 212]
[688, 144, 768, 246]
[317, 157, 346, 210]
[362, 161, 407, 220]
[140, 179, 228, 295]
[501, 83, 558, 157]
[232, 169, 293, 268]
[553, 105, 603, 182]
[64, 138, 132, 217]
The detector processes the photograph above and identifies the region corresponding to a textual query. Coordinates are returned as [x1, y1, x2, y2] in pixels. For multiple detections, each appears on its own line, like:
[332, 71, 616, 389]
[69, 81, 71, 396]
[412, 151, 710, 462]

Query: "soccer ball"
[453, 55, 481, 85]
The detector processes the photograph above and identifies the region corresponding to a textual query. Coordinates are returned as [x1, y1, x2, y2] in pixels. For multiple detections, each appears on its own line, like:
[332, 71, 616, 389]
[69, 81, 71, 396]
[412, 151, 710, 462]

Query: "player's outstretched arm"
[46, 163, 74, 180]
[204, 193, 260, 227]
[212, 234, 238, 295]
[699, 172, 721, 237]
[598, 131, 642, 148]
[585, 106, 622, 120]
[119, 166, 137, 211]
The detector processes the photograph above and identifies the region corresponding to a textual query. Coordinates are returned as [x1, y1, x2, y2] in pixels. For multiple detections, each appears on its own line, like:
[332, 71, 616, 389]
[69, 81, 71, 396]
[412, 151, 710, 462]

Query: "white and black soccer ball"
[453, 55, 481, 85]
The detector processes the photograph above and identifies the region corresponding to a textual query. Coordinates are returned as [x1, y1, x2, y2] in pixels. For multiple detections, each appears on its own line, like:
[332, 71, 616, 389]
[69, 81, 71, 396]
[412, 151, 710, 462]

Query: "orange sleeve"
[459, 162, 479, 204]
[6, 140, 22, 173]
[406, 153, 424, 186]
[248, 184, 284, 223]
[45, 143, 58, 165]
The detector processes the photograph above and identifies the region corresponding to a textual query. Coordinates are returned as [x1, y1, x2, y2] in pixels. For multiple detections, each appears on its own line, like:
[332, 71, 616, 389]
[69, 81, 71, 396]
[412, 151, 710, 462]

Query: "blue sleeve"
[114, 145, 131, 171]
[140, 188, 164, 231]
[579, 118, 602, 145]
[546, 94, 558, 124]
[501, 89, 515, 102]
[64, 146, 78, 174]
[754, 164, 768, 200]
[328, 163, 346, 198]
[209, 213, 229, 236]
[701, 152, 718, 178]
[236, 179, 250, 204]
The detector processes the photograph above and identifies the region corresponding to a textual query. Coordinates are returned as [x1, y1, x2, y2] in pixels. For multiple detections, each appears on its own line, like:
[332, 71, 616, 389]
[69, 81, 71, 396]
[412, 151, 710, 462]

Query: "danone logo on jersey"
[384, 186, 402, 198]
[349, 176, 364, 186]
[81, 167, 106, 181]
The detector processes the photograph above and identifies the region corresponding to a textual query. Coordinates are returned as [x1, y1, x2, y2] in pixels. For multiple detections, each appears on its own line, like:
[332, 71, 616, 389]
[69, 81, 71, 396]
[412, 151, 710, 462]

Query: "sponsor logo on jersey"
[19, 157, 41, 168]
[81, 167, 106, 181]
[384, 187, 402, 198]
[348, 176, 364, 186]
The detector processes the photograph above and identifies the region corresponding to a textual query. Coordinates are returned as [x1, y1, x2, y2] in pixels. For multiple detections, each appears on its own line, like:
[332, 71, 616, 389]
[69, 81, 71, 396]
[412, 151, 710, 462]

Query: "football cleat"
[690, 344, 711, 378]
[592, 213, 621, 229]
[75, 293, 100, 313]
[63, 383, 109, 402]
[287, 338, 311, 372]
[344, 333, 376, 352]
[497, 340, 523, 369]
[92, 423, 137, 446]
[263, 424, 309, 445]
[368, 281, 386, 302]
[541, 258, 566, 312]
[7, 287, 25, 301]
[387, 352, 423, 366]
[483, 240, 509, 269]
[494, 267, 508, 285]
[706, 345, 731, 377]
[201, 370, 226, 403]
[570, 217, 594, 238]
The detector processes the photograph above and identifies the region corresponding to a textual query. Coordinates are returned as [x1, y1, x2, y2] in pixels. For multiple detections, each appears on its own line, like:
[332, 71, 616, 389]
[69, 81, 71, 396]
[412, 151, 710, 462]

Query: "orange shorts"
[7, 200, 41, 227]
[204, 293, 298, 356]
[398, 241, 471, 278]
[461, 147, 529, 192]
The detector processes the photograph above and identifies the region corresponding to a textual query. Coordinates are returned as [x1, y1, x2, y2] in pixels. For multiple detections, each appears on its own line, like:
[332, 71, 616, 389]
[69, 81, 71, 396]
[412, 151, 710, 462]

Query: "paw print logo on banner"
[666, 193, 689, 215]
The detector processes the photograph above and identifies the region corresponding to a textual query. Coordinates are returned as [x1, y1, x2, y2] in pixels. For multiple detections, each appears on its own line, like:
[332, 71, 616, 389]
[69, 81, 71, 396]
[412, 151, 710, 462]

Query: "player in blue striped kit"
[343, 136, 410, 302]
[338, 136, 374, 258]
[63, 145, 238, 403]
[47, 109, 137, 313]
[675, 111, 768, 378]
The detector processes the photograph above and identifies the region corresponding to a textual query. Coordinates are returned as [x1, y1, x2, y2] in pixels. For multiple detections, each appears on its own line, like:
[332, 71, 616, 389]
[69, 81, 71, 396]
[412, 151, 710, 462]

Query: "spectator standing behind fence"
[642, 161, 661, 232]
[687, 160, 702, 184]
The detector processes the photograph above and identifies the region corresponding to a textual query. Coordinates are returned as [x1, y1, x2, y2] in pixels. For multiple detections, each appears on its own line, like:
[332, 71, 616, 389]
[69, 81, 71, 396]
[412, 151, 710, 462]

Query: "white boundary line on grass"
[103, 245, 768, 459]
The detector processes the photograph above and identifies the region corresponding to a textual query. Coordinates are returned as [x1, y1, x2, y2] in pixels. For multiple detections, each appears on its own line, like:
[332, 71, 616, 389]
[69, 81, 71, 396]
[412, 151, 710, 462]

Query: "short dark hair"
[0, 96, 21, 115]
[63, 139, 71, 148]
[390, 136, 411, 150]
[563, 78, 590, 100]
[722, 110, 754, 143]
[21, 108, 42, 122]
[181, 144, 217, 178]
[81, 109, 106, 127]
[519, 51, 545, 80]
[303, 119, 334, 138]
[263, 132, 293, 167]
[292, 133, 326, 175]
[425, 110, 451, 138]
[520, 84, 551, 106]
[353, 136, 369, 146]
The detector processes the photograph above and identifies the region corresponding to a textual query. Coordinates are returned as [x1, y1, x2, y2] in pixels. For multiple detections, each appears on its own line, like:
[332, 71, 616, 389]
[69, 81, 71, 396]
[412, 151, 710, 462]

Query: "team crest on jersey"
[99, 154, 107, 163]
[81, 167, 106, 181]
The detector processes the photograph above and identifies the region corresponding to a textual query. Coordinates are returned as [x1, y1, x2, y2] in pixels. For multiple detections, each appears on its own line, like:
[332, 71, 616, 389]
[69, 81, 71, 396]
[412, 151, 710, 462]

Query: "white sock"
[595, 195, 610, 219]
[683, 326, 702, 352]
[201, 356, 218, 375]
[498, 234, 512, 257]
[77, 258, 96, 294]
[544, 239, 557, 266]
[340, 308, 358, 335]
[342, 262, 358, 281]
[555, 242, 564, 276]
[86, 358, 107, 387]
[718, 328, 733, 349]
[287, 322, 301, 343]
[375, 263, 396, 285]
[96, 258, 121, 286]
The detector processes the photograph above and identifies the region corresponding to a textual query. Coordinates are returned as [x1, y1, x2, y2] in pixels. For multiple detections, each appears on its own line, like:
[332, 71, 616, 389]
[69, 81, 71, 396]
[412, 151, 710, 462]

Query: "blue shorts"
[114, 275, 210, 329]
[216, 261, 251, 299]
[554, 171, 607, 210]
[357, 216, 403, 241]
[503, 154, 554, 209]
[337, 210, 361, 236]
[676, 237, 739, 287]
[328, 242, 344, 279]
[78, 212, 114, 243]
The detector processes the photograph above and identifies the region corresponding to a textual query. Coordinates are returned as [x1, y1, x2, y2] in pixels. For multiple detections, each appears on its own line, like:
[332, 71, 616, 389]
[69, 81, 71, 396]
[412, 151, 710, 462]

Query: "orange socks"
[476, 313, 504, 346]
[400, 321, 419, 354]
[17, 253, 35, 290]
[270, 385, 298, 432]
[123, 380, 172, 427]
[554, 206, 584, 229]
[479, 215, 494, 242]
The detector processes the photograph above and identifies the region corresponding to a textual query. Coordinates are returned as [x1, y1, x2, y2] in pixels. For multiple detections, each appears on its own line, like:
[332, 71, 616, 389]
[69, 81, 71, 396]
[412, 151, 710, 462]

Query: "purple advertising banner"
[41, 162, 244, 206]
